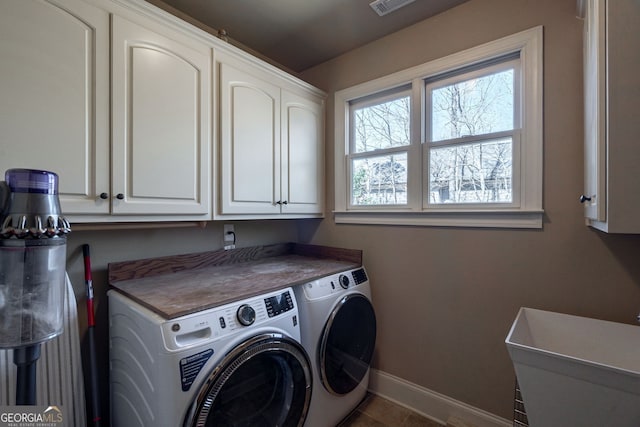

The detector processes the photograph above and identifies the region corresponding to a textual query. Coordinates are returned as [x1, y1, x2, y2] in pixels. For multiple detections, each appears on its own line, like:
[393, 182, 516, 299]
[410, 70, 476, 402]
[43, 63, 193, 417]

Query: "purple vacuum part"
[5, 169, 58, 195]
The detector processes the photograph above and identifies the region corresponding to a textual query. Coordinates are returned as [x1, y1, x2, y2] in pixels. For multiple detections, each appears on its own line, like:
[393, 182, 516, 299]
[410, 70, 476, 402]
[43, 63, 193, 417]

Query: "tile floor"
[338, 394, 444, 427]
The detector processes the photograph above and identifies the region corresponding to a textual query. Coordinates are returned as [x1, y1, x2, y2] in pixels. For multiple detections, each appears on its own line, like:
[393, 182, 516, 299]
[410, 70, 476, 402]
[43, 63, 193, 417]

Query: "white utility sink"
[506, 307, 640, 427]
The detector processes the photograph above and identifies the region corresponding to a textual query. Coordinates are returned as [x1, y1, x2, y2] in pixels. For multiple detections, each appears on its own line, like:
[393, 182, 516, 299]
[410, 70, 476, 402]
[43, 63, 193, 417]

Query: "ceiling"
[156, 0, 470, 73]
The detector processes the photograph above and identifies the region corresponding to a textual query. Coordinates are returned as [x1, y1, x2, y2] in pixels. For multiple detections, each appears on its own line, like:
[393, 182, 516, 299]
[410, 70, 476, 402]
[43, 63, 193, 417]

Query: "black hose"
[14, 344, 41, 405]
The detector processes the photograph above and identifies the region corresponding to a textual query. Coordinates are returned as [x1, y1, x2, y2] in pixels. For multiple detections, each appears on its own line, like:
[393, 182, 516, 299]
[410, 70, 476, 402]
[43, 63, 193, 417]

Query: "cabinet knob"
[579, 195, 592, 203]
[282, 200, 288, 205]
[116, 193, 124, 200]
[99, 192, 108, 200]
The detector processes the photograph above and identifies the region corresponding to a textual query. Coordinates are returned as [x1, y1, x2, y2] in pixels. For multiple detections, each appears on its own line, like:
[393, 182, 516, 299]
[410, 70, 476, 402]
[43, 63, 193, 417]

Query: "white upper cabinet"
[582, 0, 605, 223]
[216, 52, 325, 219]
[218, 60, 282, 215]
[0, 0, 211, 222]
[110, 14, 211, 218]
[281, 90, 324, 215]
[581, 0, 640, 233]
[0, 0, 110, 215]
[1, 0, 324, 223]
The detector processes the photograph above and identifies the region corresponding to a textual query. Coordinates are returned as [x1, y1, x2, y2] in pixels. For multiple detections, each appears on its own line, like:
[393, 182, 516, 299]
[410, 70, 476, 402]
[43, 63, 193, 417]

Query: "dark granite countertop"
[108, 243, 361, 319]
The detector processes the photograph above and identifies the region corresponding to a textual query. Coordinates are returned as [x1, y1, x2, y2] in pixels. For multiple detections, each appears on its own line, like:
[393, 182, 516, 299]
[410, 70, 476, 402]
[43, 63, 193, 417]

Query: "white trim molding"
[334, 209, 543, 228]
[368, 369, 512, 427]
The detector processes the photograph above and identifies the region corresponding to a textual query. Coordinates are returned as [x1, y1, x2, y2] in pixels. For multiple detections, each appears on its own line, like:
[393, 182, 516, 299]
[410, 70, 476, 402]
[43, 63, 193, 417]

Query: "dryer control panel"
[301, 267, 369, 300]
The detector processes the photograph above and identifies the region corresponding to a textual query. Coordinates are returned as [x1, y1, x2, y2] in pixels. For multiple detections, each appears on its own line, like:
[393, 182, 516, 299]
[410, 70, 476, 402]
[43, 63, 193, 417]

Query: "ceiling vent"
[369, 0, 416, 16]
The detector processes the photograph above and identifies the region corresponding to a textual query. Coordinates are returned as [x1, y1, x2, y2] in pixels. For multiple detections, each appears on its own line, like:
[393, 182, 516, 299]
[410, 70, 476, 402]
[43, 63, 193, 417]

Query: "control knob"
[339, 274, 350, 289]
[236, 304, 256, 326]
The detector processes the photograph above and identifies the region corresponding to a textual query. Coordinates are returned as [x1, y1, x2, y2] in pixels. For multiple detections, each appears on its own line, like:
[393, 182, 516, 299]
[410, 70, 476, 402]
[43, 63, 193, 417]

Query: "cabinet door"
[218, 60, 281, 215]
[583, 0, 606, 221]
[281, 91, 324, 215]
[603, 0, 640, 232]
[111, 15, 210, 216]
[0, 0, 109, 215]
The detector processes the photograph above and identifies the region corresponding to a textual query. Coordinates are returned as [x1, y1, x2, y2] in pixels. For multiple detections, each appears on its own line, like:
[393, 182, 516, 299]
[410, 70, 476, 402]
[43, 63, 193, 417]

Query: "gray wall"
[299, 0, 640, 419]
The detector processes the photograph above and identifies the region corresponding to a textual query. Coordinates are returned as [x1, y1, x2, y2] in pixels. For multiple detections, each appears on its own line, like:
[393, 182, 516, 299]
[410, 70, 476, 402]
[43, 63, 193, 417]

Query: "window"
[350, 88, 411, 206]
[334, 27, 543, 228]
[426, 57, 518, 206]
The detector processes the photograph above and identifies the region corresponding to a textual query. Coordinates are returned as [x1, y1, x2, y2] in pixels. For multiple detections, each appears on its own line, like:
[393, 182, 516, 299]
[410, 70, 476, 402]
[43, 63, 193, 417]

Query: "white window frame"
[424, 57, 521, 209]
[348, 86, 414, 209]
[334, 26, 543, 228]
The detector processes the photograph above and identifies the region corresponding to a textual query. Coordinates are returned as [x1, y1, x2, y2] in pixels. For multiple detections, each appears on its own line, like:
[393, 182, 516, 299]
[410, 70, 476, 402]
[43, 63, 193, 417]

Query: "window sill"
[333, 209, 543, 229]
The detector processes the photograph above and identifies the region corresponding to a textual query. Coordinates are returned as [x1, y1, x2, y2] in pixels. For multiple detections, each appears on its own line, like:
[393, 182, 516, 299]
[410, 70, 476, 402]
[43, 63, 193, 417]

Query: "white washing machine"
[109, 287, 312, 427]
[293, 267, 376, 427]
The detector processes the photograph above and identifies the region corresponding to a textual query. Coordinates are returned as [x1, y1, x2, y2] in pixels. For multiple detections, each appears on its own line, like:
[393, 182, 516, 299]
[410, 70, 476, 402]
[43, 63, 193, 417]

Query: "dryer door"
[184, 333, 312, 427]
[319, 293, 377, 395]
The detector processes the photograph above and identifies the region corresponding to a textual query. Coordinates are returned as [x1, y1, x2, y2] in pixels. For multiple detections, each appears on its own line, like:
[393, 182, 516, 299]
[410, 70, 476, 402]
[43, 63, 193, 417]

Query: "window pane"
[429, 138, 512, 204]
[353, 96, 410, 153]
[431, 69, 514, 142]
[352, 153, 407, 205]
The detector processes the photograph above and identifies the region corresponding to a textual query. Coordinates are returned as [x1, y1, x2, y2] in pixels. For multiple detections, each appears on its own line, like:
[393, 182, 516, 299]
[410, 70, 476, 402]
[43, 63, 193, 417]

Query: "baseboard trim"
[368, 369, 512, 427]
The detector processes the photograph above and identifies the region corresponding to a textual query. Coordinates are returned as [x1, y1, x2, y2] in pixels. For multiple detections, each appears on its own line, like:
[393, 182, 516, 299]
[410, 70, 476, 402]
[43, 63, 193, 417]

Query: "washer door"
[184, 333, 312, 427]
[319, 294, 377, 395]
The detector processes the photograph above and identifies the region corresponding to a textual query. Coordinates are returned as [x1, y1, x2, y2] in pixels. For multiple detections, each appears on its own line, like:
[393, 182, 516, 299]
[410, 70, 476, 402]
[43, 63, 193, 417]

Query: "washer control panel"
[302, 267, 369, 300]
[161, 288, 297, 350]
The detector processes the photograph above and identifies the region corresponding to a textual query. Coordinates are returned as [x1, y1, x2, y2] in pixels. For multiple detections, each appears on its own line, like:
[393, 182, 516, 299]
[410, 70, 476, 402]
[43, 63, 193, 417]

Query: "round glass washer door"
[319, 293, 377, 395]
[184, 333, 312, 427]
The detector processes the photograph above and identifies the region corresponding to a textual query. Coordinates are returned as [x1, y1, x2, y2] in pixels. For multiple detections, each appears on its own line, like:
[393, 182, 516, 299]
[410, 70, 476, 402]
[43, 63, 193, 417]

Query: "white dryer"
[109, 287, 312, 427]
[293, 267, 376, 427]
